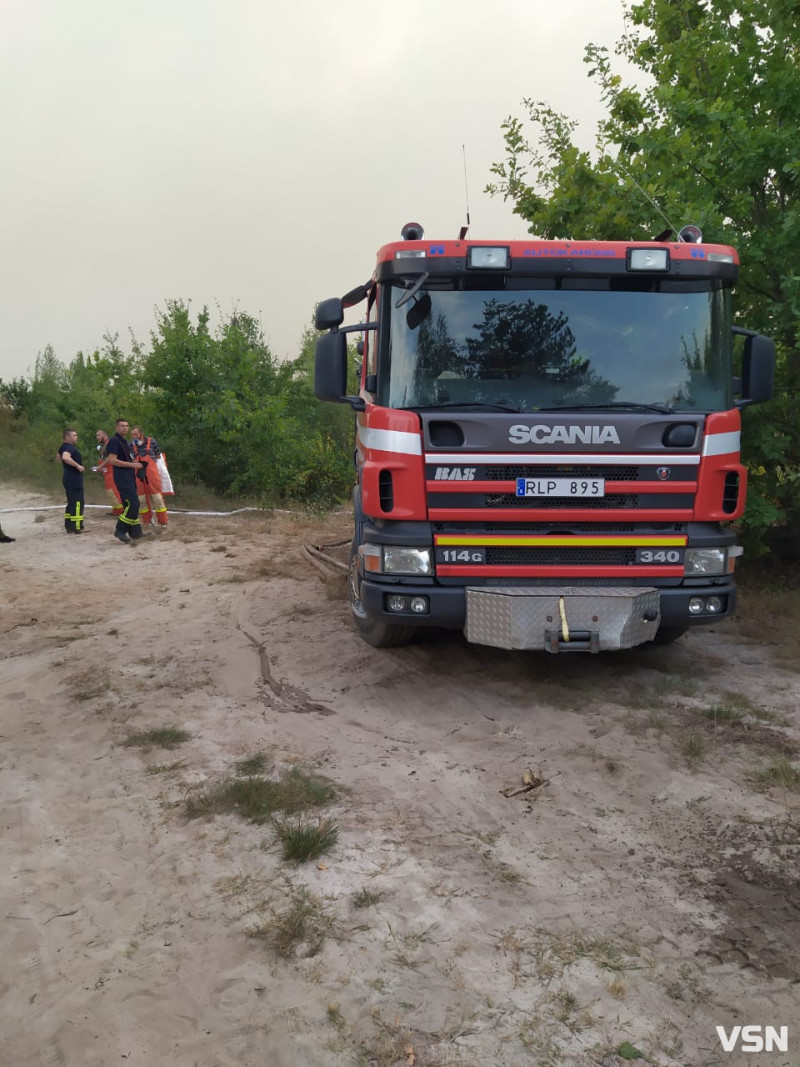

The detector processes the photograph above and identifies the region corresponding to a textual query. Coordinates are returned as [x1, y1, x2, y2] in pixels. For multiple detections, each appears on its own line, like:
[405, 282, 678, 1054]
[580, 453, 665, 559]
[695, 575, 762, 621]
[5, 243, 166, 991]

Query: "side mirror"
[314, 332, 365, 410]
[315, 331, 348, 402]
[315, 298, 344, 331]
[737, 331, 775, 406]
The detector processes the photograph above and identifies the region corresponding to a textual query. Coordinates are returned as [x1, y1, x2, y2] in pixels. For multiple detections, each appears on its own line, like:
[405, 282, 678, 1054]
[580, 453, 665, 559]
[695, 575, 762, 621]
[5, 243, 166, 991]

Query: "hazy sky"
[0, 0, 634, 381]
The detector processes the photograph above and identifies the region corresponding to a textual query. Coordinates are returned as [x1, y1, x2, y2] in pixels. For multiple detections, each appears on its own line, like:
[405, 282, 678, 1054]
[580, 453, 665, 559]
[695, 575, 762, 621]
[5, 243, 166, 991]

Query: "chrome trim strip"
[424, 452, 701, 465]
[701, 431, 740, 456]
[360, 426, 422, 456]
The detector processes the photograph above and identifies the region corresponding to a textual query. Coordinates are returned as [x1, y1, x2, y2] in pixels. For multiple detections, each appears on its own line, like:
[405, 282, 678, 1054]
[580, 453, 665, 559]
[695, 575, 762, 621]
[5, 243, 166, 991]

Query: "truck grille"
[432, 521, 688, 573]
[426, 459, 697, 517]
[486, 546, 636, 565]
[484, 493, 637, 509]
[484, 464, 639, 481]
[434, 522, 686, 534]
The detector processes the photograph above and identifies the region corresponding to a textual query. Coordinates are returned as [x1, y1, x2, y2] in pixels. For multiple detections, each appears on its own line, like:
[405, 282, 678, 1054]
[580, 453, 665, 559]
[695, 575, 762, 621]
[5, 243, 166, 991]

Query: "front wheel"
[349, 539, 416, 648]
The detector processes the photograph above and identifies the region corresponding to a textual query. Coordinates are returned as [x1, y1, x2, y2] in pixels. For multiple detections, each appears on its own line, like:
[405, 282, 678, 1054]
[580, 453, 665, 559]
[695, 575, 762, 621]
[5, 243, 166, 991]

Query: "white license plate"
[516, 477, 605, 498]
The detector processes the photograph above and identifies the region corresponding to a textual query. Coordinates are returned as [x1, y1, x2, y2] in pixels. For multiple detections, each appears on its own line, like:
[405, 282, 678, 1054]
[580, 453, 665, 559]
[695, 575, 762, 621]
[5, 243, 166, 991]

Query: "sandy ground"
[1, 485, 799, 1067]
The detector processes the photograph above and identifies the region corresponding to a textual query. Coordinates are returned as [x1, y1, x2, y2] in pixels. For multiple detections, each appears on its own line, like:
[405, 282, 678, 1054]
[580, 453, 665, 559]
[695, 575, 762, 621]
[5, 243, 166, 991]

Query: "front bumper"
[358, 578, 736, 651]
[465, 586, 660, 652]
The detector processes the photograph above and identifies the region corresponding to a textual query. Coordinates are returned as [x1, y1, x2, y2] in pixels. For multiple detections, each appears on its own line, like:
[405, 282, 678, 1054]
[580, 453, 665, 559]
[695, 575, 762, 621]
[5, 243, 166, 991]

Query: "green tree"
[0, 345, 69, 483]
[1, 300, 357, 508]
[0, 377, 33, 420]
[141, 303, 355, 504]
[63, 334, 145, 433]
[488, 0, 800, 548]
[254, 324, 356, 503]
[29, 344, 70, 425]
[140, 300, 218, 482]
[141, 301, 278, 489]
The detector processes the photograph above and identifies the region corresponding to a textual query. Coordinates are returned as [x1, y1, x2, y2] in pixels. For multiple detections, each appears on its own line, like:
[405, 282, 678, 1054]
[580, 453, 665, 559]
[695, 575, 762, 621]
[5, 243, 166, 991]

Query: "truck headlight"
[684, 548, 726, 576]
[382, 546, 432, 575]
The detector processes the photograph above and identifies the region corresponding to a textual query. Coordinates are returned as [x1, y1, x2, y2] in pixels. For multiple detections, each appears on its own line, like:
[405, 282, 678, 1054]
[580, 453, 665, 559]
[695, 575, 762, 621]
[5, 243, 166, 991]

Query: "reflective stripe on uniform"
[118, 500, 142, 527]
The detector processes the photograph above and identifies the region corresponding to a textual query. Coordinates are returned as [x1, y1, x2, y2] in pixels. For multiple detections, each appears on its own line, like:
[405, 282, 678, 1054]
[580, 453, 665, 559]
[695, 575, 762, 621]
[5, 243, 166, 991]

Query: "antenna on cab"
[613, 160, 681, 240]
[459, 144, 470, 240]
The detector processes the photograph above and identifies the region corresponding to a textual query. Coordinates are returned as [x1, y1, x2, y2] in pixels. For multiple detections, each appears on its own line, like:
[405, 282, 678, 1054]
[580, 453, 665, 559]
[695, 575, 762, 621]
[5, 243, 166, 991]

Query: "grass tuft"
[234, 751, 269, 777]
[607, 976, 627, 1000]
[123, 726, 191, 749]
[701, 701, 746, 723]
[145, 759, 186, 775]
[353, 886, 386, 909]
[66, 666, 111, 702]
[683, 733, 705, 765]
[249, 886, 332, 957]
[700, 690, 786, 724]
[326, 1002, 346, 1031]
[186, 764, 335, 823]
[754, 757, 800, 792]
[273, 816, 339, 862]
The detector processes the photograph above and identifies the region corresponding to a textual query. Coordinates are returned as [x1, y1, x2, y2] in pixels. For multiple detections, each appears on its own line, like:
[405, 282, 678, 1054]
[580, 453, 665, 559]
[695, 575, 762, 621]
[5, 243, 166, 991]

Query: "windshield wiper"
[409, 401, 524, 413]
[537, 401, 675, 414]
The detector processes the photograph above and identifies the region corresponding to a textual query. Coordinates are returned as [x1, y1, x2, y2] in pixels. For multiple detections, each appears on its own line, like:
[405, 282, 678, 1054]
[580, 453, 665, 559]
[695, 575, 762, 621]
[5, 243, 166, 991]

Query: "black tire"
[651, 625, 688, 645]
[349, 539, 416, 648]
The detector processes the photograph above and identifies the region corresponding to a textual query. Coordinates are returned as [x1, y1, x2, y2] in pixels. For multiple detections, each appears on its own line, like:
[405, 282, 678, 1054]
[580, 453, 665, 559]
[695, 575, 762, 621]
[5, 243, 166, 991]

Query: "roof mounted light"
[468, 246, 510, 270]
[628, 248, 669, 271]
[401, 222, 425, 241]
[678, 224, 703, 243]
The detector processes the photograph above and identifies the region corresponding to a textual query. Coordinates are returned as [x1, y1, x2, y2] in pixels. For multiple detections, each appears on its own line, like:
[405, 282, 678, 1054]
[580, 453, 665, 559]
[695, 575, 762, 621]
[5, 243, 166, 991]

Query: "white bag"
[157, 452, 174, 495]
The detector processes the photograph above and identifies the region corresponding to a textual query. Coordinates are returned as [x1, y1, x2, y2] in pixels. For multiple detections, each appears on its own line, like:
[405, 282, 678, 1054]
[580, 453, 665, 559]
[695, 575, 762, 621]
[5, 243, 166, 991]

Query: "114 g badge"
[436, 547, 487, 564]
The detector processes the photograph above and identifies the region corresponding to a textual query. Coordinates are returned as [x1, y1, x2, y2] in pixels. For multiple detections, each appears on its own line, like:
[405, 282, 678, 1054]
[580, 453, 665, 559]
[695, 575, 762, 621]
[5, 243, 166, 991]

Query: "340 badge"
[635, 548, 684, 564]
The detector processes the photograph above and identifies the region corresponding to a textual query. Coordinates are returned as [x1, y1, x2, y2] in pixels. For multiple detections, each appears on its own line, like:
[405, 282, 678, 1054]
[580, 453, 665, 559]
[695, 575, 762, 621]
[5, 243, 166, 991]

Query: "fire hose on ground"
[1, 502, 353, 578]
[300, 539, 350, 578]
[0, 505, 300, 517]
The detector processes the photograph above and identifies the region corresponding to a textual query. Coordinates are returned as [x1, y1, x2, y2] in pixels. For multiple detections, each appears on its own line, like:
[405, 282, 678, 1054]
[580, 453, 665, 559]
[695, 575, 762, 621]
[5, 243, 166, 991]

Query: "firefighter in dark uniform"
[103, 418, 144, 544]
[57, 429, 86, 533]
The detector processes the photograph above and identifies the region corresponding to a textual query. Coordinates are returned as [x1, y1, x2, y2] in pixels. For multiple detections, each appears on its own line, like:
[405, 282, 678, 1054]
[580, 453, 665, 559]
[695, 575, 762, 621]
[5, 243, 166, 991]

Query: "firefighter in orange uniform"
[95, 430, 123, 516]
[130, 426, 169, 527]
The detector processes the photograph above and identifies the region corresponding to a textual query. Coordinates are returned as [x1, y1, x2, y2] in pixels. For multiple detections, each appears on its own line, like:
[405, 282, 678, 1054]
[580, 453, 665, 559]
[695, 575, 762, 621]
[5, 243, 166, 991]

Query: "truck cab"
[315, 225, 774, 652]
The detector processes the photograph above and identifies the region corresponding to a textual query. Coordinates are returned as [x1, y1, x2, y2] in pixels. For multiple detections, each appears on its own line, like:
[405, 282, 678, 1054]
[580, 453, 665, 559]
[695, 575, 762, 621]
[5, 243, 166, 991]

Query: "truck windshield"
[379, 283, 732, 413]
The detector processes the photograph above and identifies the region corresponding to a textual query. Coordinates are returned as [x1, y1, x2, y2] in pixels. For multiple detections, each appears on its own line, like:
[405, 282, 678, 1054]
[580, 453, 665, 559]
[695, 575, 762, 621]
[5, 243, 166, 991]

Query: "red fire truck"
[315, 223, 774, 653]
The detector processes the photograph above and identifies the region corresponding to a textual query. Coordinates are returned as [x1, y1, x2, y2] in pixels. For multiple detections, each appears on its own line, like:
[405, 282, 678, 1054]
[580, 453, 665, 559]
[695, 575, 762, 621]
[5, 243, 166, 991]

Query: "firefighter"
[57, 429, 86, 534]
[95, 429, 123, 516]
[130, 426, 169, 527]
[103, 418, 144, 544]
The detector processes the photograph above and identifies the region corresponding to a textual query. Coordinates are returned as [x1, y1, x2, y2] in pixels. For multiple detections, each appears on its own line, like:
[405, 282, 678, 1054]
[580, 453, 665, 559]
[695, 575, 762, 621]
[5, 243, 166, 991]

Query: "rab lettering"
[434, 467, 477, 481]
[509, 424, 621, 446]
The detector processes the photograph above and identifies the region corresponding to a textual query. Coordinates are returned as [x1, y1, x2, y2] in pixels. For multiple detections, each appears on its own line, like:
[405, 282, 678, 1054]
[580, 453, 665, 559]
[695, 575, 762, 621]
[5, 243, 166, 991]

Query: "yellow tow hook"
[558, 596, 570, 644]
